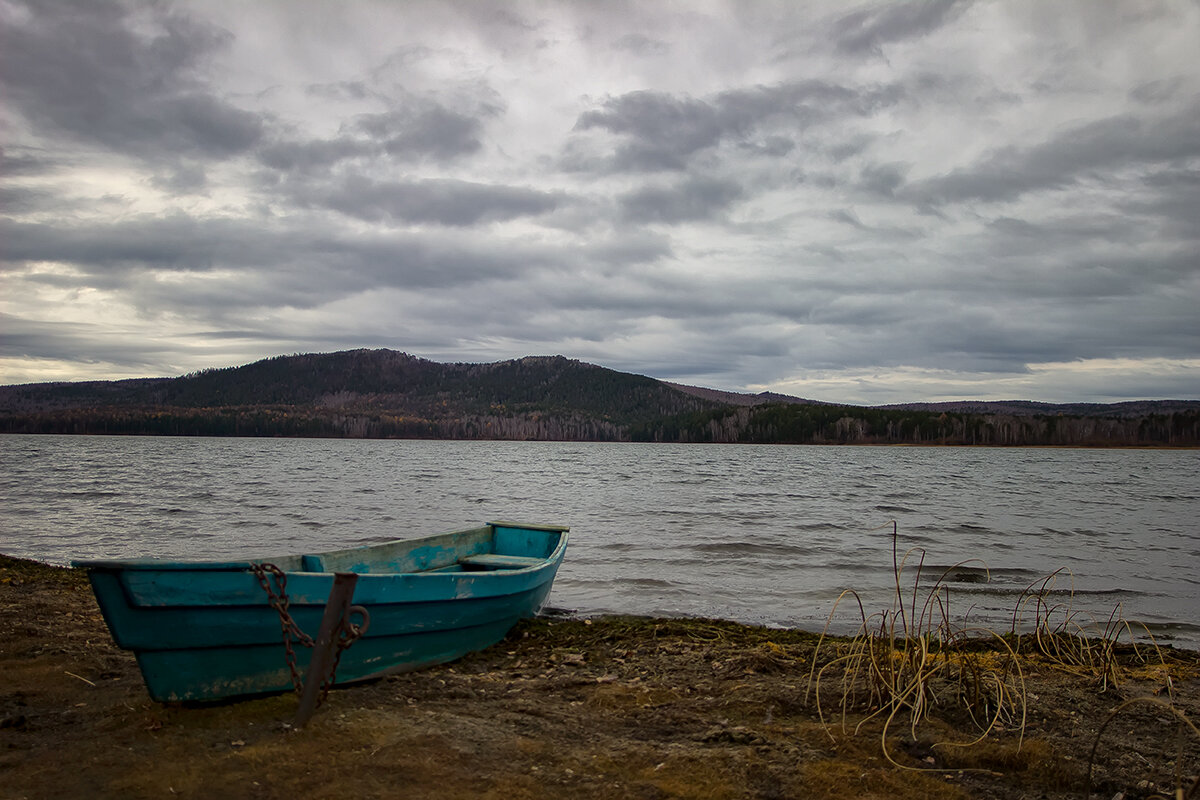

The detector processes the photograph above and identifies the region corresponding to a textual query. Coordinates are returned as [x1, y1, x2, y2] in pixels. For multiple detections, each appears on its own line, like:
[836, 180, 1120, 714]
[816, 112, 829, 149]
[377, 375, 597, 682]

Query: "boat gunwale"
[71, 521, 570, 574]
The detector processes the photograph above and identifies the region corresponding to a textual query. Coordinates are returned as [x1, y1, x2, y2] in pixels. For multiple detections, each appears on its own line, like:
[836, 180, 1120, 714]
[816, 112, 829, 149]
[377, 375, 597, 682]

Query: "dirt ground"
[2, 554, 1198, 800]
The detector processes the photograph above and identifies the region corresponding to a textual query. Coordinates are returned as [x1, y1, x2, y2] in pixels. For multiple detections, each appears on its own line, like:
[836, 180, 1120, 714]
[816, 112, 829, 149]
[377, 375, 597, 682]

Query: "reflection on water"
[1, 434, 1197, 648]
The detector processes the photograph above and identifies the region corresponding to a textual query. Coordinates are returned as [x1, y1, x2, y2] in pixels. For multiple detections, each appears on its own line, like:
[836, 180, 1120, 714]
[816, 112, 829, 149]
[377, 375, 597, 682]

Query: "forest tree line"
[1, 349, 1197, 446]
[1, 402, 1196, 447]
[630, 403, 1199, 446]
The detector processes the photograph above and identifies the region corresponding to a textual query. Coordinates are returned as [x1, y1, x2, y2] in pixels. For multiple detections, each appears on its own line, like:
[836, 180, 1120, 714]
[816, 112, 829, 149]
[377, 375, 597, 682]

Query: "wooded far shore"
[2, 349, 1197, 446]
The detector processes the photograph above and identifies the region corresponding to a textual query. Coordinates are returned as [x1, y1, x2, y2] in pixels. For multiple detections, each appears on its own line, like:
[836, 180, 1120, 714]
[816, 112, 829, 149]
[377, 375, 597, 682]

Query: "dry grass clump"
[1005, 564, 1200, 798]
[806, 521, 1200, 796]
[1008, 567, 1166, 693]
[805, 523, 1026, 769]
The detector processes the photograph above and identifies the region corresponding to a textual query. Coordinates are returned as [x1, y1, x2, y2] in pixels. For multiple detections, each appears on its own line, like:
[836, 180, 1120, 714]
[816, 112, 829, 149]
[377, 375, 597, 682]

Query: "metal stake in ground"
[295, 572, 366, 728]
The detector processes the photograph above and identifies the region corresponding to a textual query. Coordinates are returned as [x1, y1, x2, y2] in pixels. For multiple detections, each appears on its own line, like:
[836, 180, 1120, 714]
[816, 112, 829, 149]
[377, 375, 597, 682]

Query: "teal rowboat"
[73, 521, 569, 702]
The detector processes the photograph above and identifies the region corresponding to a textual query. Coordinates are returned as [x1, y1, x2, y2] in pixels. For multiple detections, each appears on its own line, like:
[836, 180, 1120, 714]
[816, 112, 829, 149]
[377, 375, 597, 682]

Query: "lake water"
[1, 434, 1197, 648]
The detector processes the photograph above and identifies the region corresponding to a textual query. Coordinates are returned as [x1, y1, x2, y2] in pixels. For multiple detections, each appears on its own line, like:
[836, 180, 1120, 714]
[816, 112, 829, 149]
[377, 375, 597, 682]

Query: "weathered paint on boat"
[73, 522, 568, 701]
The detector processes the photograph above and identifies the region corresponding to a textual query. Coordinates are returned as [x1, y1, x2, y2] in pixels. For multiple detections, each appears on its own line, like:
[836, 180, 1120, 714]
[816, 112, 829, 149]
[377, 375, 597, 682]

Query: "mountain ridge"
[1, 349, 1197, 446]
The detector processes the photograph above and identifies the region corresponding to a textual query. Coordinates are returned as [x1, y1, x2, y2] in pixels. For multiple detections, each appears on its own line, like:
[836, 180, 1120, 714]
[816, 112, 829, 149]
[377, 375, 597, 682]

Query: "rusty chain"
[251, 562, 312, 693]
[250, 563, 368, 704]
[326, 604, 369, 702]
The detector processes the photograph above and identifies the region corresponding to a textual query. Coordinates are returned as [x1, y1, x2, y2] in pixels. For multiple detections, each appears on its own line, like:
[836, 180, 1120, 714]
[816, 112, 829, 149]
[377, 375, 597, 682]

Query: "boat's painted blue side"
[73, 521, 568, 701]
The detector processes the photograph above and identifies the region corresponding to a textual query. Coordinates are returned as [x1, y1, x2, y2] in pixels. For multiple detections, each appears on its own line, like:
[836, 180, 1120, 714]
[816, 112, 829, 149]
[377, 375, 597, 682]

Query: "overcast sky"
[2, 0, 1198, 404]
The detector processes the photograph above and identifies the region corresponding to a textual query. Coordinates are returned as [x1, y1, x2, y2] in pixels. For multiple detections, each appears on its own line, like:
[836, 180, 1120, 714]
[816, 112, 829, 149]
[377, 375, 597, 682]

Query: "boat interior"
[300, 523, 564, 575]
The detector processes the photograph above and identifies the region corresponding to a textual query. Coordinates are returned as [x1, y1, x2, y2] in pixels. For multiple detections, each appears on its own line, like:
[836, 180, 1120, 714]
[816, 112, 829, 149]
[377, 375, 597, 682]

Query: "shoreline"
[6, 554, 1198, 654]
[3, 430, 1200, 449]
[3, 554, 1198, 799]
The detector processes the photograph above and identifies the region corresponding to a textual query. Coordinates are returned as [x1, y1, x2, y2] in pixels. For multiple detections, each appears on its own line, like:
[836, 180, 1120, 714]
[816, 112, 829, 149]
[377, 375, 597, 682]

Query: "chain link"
[325, 604, 368, 703]
[251, 562, 312, 693]
[251, 563, 367, 704]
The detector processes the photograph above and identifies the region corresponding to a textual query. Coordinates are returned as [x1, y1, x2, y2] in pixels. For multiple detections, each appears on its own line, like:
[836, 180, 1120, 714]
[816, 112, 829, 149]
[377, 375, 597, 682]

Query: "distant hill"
[1, 349, 1197, 446]
[0, 350, 725, 441]
[664, 382, 830, 407]
[878, 399, 1200, 417]
[668, 385, 1200, 419]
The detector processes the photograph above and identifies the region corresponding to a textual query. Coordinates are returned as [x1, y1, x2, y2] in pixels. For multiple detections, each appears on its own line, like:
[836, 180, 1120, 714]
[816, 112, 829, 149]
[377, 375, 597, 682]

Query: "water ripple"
[1, 435, 1196, 649]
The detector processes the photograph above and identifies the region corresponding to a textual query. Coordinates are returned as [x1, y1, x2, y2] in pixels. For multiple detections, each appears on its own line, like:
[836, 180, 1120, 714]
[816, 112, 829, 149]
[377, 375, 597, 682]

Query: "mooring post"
[295, 572, 359, 728]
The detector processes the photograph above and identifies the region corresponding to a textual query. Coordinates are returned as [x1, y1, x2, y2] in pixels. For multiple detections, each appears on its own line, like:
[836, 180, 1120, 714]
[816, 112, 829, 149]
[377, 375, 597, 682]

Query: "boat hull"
[75, 522, 568, 701]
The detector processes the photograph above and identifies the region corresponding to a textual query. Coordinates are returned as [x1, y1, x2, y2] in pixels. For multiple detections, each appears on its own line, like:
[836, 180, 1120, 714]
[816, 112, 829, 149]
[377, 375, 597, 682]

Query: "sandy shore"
[2, 554, 1197, 799]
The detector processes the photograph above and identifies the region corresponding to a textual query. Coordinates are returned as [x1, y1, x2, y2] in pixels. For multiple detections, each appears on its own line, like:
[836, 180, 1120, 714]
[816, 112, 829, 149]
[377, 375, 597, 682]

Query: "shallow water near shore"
[1, 434, 1197, 647]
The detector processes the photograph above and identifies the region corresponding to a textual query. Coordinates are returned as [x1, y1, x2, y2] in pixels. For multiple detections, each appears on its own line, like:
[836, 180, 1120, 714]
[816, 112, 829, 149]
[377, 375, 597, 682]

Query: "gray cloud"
[619, 177, 744, 223]
[831, 0, 972, 55]
[149, 163, 209, 194]
[1127, 168, 1200, 240]
[0, 147, 58, 178]
[1129, 76, 1188, 104]
[251, 97, 500, 183]
[0, 313, 174, 373]
[573, 92, 724, 171]
[570, 81, 902, 173]
[300, 176, 564, 227]
[257, 138, 374, 174]
[1, 215, 269, 278]
[580, 232, 674, 266]
[858, 162, 908, 198]
[0, 186, 57, 215]
[0, 0, 263, 160]
[739, 136, 796, 158]
[828, 208, 865, 229]
[612, 33, 669, 57]
[907, 103, 1200, 205]
[0, 214, 555, 298]
[358, 105, 491, 163]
